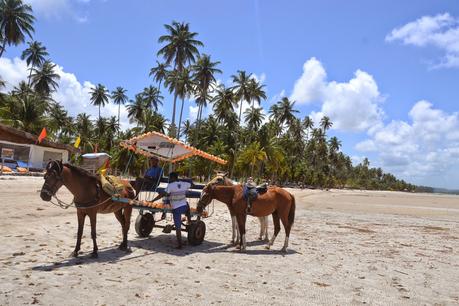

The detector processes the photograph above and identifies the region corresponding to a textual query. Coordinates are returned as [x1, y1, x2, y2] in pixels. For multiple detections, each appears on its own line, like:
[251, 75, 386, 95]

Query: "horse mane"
[64, 163, 99, 182]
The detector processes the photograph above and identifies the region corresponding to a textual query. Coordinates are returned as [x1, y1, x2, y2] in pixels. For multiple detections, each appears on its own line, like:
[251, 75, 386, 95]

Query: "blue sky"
[1, 0, 458, 188]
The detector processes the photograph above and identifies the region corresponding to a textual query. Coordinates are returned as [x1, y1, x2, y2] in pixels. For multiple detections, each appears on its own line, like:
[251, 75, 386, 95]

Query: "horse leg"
[263, 216, 269, 241]
[236, 214, 247, 251]
[279, 211, 292, 253]
[88, 212, 98, 258]
[231, 215, 239, 245]
[72, 210, 85, 257]
[266, 212, 280, 250]
[258, 217, 264, 240]
[121, 207, 132, 252]
[114, 209, 127, 250]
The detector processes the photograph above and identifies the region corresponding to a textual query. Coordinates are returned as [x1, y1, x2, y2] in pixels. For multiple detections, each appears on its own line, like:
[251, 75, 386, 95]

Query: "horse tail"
[288, 193, 295, 226]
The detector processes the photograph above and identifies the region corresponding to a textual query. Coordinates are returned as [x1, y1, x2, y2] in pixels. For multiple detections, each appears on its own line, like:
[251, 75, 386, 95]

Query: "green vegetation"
[0, 1, 418, 192]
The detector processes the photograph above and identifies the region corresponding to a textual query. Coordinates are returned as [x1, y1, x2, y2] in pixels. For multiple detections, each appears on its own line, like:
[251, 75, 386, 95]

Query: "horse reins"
[43, 161, 108, 210]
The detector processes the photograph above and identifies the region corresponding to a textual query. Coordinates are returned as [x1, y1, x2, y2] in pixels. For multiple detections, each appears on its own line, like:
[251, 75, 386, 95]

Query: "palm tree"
[329, 136, 341, 153]
[212, 85, 237, 125]
[111, 86, 128, 136]
[30, 60, 60, 96]
[238, 142, 267, 176]
[320, 116, 333, 134]
[157, 21, 203, 132]
[0, 0, 35, 58]
[192, 54, 221, 142]
[164, 67, 194, 138]
[21, 41, 48, 85]
[149, 61, 169, 92]
[231, 70, 252, 124]
[89, 83, 109, 121]
[303, 116, 314, 141]
[75, 113, 94, 152]
[141, 85, 163, 111]
[0, 92, 46, 133]
[138, 109, 167, 134]
[277, 97, 299, 125]
[157, 21, 203, 71]
[126, 95, 146, 125]
[247, 78, 266, 109]
[244, 107, 265, 130]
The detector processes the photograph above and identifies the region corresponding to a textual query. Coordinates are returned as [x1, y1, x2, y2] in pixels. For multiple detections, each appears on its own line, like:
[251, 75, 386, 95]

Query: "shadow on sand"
[32, 234, 297, 271]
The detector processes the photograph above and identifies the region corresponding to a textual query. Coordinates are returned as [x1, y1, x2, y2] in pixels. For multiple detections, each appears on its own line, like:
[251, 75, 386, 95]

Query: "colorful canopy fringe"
[119, 131, 227, 165]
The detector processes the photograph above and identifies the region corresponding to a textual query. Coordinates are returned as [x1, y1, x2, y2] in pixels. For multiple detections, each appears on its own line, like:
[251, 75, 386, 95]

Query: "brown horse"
[197, 184, 295, 252]
[208, 173, 269, 244]
[40, 160, 135, 258]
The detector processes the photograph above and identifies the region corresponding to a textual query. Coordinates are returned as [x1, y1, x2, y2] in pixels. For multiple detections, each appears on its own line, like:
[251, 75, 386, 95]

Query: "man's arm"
[151, 190, 167, 202]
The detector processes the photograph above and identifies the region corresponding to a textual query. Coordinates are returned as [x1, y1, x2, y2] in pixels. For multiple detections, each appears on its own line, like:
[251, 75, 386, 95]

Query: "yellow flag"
[74, 136, 81, 148]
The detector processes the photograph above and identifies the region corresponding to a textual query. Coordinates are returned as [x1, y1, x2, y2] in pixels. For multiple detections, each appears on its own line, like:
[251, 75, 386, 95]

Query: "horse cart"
[113, 131, 227, 246]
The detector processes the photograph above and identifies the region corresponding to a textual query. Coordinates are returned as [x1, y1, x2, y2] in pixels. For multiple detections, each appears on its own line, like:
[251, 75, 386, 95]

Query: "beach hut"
[0, 123, 77, 172]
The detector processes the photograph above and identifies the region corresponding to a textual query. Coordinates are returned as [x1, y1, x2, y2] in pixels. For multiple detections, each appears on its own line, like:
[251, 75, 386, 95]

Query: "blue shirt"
[145, 166, 163, 179]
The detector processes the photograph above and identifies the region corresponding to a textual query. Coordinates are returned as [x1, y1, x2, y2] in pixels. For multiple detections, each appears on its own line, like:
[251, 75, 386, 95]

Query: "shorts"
[172, 204, 189, 229]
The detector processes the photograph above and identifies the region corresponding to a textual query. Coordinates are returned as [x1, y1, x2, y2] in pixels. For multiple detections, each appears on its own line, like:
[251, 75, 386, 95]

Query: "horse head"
[40, 160, 65, 201]
[196, 183, 216, 214]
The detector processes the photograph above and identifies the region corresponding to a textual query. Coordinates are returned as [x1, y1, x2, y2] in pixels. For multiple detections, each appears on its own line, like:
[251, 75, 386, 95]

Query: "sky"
[0, 0, 458, 189]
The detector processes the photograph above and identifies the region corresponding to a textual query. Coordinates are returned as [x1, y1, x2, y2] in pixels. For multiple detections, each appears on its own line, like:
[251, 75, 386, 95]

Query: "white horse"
[208, 173, 269, 244]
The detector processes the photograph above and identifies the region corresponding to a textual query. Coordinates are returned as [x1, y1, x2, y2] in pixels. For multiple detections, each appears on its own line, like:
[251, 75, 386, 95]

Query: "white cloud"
[188, 105, 199, 122]
[290, 57, 326, 103]
[24, 0, 89, 23]
[386, 13, 459, 68]
[290, 58, 384, 132]
[0, 57, 131, 130]
[356, 100, 459, 188]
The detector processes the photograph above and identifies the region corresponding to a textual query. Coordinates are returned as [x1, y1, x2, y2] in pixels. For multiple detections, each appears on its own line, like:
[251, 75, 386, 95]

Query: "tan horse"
[197, 184, 295, 252]
[40, 160, 134, 258]
[208, 173, 269, 244]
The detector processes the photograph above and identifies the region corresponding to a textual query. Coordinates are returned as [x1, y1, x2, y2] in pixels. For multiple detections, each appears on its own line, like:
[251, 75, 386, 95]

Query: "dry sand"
[0, 177, 458, 305]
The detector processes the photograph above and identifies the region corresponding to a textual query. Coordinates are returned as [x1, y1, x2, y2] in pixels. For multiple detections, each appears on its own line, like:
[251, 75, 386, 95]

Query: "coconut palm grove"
[0, 0, 424, 192]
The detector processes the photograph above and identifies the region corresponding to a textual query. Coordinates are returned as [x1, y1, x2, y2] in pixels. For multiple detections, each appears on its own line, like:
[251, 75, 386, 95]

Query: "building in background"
[0, 123, 77, 171]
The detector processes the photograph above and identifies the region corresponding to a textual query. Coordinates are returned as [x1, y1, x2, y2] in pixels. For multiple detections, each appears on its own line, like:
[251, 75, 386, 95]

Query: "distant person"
[151, 172, 191, 249]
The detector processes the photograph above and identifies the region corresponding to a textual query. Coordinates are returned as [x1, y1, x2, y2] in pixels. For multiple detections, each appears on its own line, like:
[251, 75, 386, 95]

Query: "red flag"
[37, 128, 47, 143]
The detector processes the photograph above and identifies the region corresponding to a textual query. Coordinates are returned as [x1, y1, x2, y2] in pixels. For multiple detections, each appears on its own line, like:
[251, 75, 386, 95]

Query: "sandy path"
[0, 177, 458, 305]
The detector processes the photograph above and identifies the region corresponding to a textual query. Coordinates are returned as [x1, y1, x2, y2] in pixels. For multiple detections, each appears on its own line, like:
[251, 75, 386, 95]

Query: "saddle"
[243, 183, 268, 202]
[100, 175, 133, 196]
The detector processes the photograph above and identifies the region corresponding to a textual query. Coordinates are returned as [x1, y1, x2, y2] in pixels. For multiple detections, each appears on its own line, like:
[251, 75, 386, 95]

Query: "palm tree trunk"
[238, 99, 243, 124]
[177, 97, 185, 139]
[117, 104, 121, 138]
[170, 93, 178, 137]
[0, 40, 6, 58]
[27, 64, 34, 87]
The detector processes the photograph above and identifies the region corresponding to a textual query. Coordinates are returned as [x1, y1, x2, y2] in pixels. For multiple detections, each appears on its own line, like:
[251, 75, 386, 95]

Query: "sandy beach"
[1, 177, 458, 305]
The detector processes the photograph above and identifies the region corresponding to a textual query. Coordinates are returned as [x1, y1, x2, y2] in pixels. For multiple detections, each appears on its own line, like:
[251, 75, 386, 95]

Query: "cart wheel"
[135, 213, 154, 238]
[187, 220, 206, 246]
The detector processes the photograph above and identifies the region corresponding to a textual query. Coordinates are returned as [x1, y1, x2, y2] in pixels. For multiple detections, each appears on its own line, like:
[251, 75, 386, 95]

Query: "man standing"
[151, 172, 191, 249]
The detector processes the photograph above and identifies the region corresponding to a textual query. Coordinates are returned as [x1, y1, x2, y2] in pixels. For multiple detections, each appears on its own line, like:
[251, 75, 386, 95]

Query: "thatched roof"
[0, 123, 78, 153]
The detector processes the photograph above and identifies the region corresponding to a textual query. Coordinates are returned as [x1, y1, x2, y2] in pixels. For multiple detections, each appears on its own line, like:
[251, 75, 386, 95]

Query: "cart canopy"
[120, 131, 227, 165]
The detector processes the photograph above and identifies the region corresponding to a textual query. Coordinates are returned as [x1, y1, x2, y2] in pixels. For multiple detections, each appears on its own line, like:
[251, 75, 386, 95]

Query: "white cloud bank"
[386, 13, 459, 68]
[0, 57, 131, 130]
[356, 100, 459, 188]
[290, 57, 384, 132]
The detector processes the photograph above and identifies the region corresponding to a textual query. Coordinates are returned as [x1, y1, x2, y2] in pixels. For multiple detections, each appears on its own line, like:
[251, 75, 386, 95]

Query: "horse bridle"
[42, 161, 64, 198]
[42, 161, 102, 209]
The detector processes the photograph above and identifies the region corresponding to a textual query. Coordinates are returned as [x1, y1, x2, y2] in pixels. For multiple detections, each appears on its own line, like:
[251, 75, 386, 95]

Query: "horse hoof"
[258, 237, 263, 241]
[90, 252, 98, 258]
[235, 245, 241, 250]
[71, 251, 79, 258]
[280, 248, 287, 253]
[265, 245, 271, 250]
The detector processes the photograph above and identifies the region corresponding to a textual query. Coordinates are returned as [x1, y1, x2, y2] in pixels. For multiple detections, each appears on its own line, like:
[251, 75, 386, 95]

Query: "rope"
[49, 195, 74, 209]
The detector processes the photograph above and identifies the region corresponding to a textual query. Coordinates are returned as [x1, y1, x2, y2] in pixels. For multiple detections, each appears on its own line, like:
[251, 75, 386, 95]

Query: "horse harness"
[43, 161, 108, 210]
